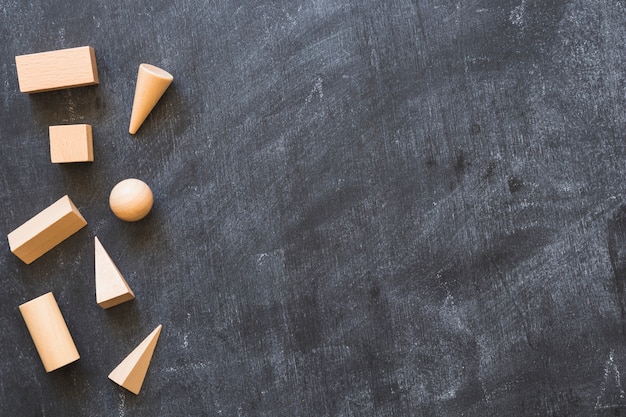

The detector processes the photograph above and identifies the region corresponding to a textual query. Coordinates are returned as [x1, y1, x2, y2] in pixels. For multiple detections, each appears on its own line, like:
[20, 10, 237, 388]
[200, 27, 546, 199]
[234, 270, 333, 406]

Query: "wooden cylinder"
[19, 292, 80, 372]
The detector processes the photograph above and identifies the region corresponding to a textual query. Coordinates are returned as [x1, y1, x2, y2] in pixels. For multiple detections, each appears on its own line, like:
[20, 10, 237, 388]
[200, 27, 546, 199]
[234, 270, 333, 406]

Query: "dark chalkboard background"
[1, 0, 625, 415]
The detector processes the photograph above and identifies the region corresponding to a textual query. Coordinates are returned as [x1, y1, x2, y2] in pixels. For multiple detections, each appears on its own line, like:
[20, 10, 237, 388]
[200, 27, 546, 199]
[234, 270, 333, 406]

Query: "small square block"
[49, 124, 94, 163]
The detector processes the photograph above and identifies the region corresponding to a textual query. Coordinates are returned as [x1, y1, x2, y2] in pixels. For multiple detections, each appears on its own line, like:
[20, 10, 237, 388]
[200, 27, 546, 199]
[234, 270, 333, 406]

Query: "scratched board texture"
[0, 0, 624, 416]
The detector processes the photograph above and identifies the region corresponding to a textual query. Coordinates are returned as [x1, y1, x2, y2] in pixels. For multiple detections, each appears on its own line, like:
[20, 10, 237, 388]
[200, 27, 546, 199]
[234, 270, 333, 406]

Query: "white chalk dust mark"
[509, 0, 526, 27]
[296, 76, 324, 119]
[118, 391, 126, 417]
[59, 27, 66, 47]
[305, 76, 324, 104]
[256, 248, 285, 265]
[596, 349, 626, 410]
[163, 362, 210, 373]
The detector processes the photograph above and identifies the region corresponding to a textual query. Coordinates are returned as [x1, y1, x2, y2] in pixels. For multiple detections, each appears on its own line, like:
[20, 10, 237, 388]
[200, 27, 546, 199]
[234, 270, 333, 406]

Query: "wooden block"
[109, 325, 162, 395]
[19, 292, 80, 372]
[7, 195, 87, 264]
[129, 63, 173, 134]
[15, 46, 98, 93]
[49, 124, 94, 163]
[95, 237, 135, 309]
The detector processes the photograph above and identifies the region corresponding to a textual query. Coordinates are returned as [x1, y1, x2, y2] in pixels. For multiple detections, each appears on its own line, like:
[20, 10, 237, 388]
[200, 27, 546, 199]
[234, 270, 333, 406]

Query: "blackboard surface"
[1, 1, 625, 416]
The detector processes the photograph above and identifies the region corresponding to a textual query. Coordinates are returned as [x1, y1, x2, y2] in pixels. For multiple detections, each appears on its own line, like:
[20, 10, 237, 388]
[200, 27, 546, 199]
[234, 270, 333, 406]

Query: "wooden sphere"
[109, 179, 153, 222]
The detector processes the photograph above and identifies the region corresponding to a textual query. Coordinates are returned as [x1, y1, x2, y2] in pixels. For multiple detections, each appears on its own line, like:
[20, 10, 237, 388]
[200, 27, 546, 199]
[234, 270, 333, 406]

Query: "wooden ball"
[109, 179, 153, 222]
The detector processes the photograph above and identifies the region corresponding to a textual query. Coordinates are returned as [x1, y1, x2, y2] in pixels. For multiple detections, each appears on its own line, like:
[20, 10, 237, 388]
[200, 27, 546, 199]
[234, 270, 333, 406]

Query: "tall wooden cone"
[109, 325, 162, 395]
[128, 63, 173, 134]
[95, 237, 135, 309]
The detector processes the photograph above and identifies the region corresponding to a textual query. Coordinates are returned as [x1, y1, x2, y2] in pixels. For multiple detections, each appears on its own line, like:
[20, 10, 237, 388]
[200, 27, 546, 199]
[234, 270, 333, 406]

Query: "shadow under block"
[95, 237, 135, 309]
[109, 325, 162, 395]
[49, 124, 94, 163]
[15, 46, 98, 93]
[7, 195, 87, 264]
[19, 292, 80, 372]
[129, 63, 173, 134]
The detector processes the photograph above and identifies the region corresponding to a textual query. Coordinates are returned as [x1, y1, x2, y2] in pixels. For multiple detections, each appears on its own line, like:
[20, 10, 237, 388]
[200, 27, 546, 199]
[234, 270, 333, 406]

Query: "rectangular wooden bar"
[7, 195, 87, 264]
[19, 292, 80, 372]
[15, 46, 98, 93]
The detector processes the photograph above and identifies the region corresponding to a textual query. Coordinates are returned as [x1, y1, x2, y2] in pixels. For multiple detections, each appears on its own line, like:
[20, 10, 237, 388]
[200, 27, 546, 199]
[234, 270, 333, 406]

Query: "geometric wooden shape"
[109, 325, 162, 395]
[49, 124, 94, 163]
[7, 195, 88, 264]
[15, 46, 99, 93]
[95, 236, 135, 309]
[18, 292, 80, 372]
[109, 179, 154, 222]
[128, 63, 173, 134]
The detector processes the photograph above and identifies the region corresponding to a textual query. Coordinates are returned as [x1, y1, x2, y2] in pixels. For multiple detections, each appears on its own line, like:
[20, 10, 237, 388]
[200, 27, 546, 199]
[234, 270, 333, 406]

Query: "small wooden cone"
[109, 325, 162, 395]
[128, 63, 173, 134]
[95, 237, 135, 309]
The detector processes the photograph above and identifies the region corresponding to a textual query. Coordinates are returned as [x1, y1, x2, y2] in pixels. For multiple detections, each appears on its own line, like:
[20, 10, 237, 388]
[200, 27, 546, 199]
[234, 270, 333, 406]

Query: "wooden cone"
[95, 237, 135, 309]
[128, 63, 173, 134]
[109, 325, 162, 395]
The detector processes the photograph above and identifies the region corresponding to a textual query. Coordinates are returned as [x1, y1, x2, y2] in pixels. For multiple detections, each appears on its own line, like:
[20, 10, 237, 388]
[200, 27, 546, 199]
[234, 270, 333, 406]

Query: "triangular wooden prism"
[95, 237, 135, 309]
[109, 325, 162, 395]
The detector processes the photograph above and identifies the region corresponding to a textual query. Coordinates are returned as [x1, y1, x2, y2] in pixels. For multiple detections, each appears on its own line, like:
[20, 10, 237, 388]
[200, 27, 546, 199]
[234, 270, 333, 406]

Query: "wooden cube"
[7, 195, 87, 264]
[15, 46, 98, 93]
[49, 124, 94, 163]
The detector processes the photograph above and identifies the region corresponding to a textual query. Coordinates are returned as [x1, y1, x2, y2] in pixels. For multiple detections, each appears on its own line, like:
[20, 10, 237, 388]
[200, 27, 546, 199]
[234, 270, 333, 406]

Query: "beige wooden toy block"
[19, 292, 80, 372]
[95, 237, 135, 309]
[7, 195, 87, 264]
[49, 124, 94, 163]
[15, 46, 98, 93]
[109, 325, 162, 395]
[129, 64, 173, 134]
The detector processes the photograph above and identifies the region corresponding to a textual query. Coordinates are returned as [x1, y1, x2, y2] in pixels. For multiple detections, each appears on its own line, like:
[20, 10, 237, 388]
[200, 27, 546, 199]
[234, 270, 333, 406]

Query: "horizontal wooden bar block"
[19, 292, 80, 372]
[7, 195, 87, 264]
[15, 46, 99, 93]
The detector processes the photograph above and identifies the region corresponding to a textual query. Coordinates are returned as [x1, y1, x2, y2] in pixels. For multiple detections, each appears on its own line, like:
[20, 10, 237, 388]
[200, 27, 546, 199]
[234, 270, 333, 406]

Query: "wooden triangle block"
[95, 237, 135, 309]
[109, 325, 162, 395]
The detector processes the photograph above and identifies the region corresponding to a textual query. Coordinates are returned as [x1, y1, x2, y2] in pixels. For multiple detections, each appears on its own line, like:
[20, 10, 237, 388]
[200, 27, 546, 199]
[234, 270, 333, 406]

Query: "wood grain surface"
[0, 0, 625, 415]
